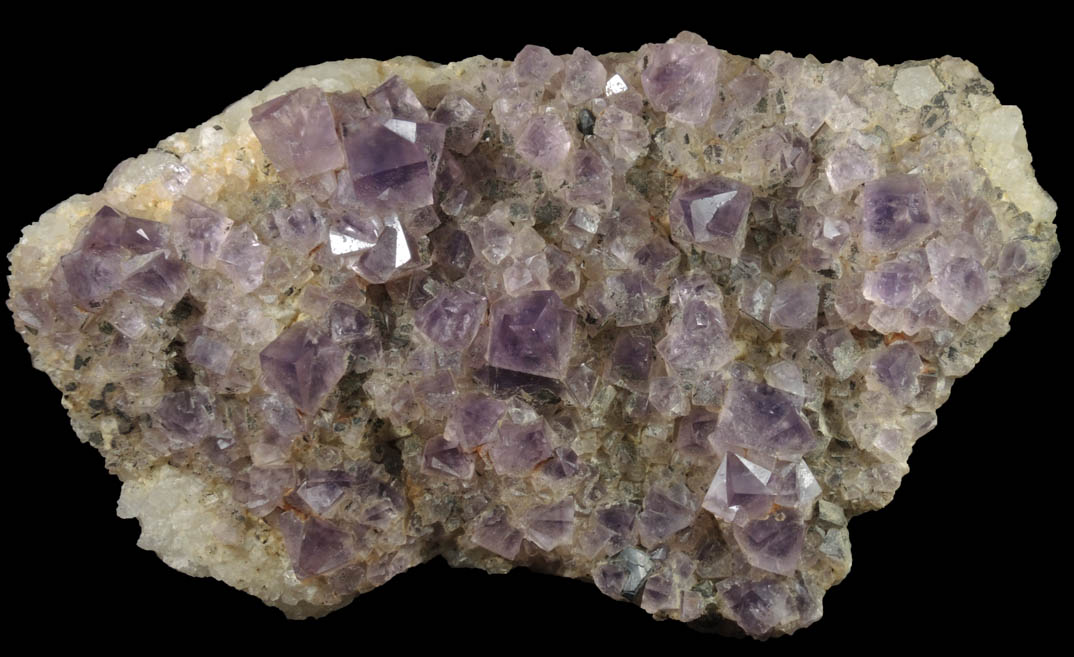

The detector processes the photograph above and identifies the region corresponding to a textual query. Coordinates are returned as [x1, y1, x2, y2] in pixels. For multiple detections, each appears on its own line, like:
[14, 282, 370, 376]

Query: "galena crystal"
[7, 33, 1058, 638]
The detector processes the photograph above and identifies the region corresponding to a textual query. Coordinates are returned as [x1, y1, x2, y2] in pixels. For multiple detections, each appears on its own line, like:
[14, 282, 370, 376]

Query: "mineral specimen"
[7, 33, 1058, 638]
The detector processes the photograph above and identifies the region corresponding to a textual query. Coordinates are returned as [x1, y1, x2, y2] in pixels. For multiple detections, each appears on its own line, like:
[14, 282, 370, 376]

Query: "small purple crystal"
[487, 290, 576, 379]
[524, 499, 575, 551]
[171, 198, 233, 269]
[414, 287, 487, 352]
[732, 510, 806, 576]
[491, 419, 553, 476]
[669, 176, 753, 258]
[714, 381, 816, 459]
[639, 483, 697, 547]
[861, 174, 935, 253]
[641, 38, 720, 125]
[422, 436, 475, 479]
[259, 321, 347, 413]
[515, 113, 572, 173]
[472, 507, 523, 560]
[443, 394, 506, 449]
[676, 406, 720, 459]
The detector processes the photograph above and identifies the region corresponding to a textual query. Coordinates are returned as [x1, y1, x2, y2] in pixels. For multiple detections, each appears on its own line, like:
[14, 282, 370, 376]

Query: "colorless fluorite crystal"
[7, 34, 1058, 638]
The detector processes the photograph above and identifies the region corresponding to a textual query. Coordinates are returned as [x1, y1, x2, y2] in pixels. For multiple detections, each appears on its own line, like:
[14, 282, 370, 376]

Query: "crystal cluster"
[7, 35, 1058, 637]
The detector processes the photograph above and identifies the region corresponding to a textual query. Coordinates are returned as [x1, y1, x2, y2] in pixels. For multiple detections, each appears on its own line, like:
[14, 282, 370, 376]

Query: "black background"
[7, 12, 1065, 651]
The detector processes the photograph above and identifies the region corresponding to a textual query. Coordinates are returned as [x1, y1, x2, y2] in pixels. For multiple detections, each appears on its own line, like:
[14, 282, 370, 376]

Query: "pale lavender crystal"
[259, 321, 347, 413]
[350, 215, 418, 284]
[472, 507, 523, 559]
[825, 143, 878, 194]
[487, 290, 576, 379]
[607, 330, 654, 391]
[703, 452, 774, 524]
[669, 176, 753, 258]
[764, 361, 805, 400]
[272, 200, 328, 253]
[422, 436, 475, 479]
[432, 94, 486, 156]
[122, 252, 188, 308]
[82, 206, 168, 254]
[649, 377, 690, 417]
[641, 575, 679, 613]
[444, 394, 506, 449]
[768, 271, 819, 330]
[732, 510, 806, 576]
[236, 466, 295, 516]
[278, 511, 356, 579]
[414, 287, 487, 352]
[491, 419, 553, 475]
[561, 47, 606, 105]
[639, 483, 697, 547]
[366, 75, 428, 122]
[640, 39, 720, 125]
[715, 381, 816, 459]
[155, 387, 215, 444]
[327, 301, 380, 369]
[632, 239, 681, 284]
[515, 113, 572, 173]
[542, 447, 579, 479]
[187, 330, 235, 375]
[295, 470, 353, 515]
[60, 247, 124, 307]
[863, 258, 928, 309]
[171, 197, 233, 269]
[524, 499, 575, 551]
[250, 86, 345, 181]
[513, 45, 563, 87]
[808, 327, 862, 380]
[566, 148, 612, 209]
[926, 237, 992, 322]
[861, 174, 935, 253]
[869, 341, 921, 403]
[216, 224, 268, 293]
[722, 578, 795, 636]
[594, 105, 649, 165]
[676, 406, 719, 458]
[657, 292, 735, 382]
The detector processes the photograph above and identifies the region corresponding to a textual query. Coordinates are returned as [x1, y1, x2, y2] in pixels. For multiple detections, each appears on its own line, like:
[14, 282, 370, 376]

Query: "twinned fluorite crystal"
[7, 34, 1058, 637]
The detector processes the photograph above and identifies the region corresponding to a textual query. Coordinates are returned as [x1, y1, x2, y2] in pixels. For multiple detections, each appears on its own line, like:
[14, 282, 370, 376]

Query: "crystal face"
[7, 34, 1058, 639]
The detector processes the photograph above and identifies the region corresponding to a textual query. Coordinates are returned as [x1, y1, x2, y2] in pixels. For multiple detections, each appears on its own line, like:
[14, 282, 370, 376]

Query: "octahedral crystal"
[7, 34, 1058, 638]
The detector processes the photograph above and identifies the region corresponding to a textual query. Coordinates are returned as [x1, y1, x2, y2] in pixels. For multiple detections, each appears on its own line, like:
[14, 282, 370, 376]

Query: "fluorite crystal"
[7, 34, 1058, 638]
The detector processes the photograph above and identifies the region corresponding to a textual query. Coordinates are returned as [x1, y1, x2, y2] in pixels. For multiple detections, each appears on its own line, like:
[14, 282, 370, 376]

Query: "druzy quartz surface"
[7, 34, 1058, 637]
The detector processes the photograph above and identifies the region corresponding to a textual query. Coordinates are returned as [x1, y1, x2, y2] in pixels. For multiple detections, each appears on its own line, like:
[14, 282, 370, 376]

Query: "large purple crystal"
[669, 176, 753, 258]
[714, 381, 816, 459]
[641, 37, 720, 125]
[250, 86, 345, 181]
[861, 175, 935, 253]
[487, 290, 576, 379]
[259, 322, 347, 413]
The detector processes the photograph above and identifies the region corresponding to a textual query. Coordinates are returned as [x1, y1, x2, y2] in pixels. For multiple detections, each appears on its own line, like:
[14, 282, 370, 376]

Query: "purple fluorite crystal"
[259, 322, 347, 413]
[669, 176, 753, 258]
[641, 37, 720, 125]
[414, 287, 487, 352]
[487, 290, 576, 379]
[861, 174, 935, 253]
[715, 381, 816, 459]
[250, 86, 345, 181]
